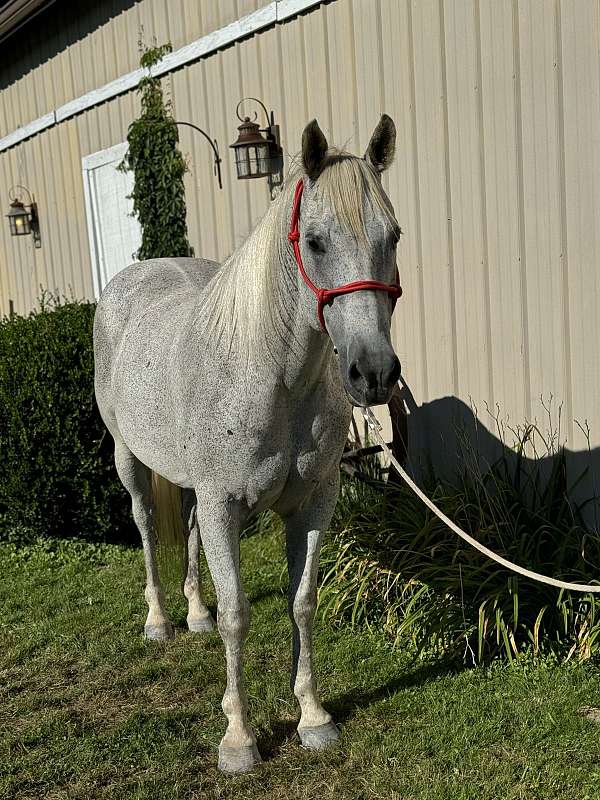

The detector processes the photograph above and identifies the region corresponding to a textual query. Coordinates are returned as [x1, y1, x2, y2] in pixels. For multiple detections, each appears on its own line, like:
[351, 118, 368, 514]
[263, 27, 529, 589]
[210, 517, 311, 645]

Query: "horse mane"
[196, 150, 400, 365]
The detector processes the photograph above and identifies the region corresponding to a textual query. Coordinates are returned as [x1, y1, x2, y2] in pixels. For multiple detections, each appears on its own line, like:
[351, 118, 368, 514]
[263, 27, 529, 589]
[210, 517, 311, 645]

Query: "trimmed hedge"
[0, 297, 136, 544]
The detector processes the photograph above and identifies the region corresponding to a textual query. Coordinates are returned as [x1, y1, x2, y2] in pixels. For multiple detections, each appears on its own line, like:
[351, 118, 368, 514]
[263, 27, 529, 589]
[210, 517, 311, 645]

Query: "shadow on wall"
[398, 378, 600, 532]
[1, 0, 138, 91]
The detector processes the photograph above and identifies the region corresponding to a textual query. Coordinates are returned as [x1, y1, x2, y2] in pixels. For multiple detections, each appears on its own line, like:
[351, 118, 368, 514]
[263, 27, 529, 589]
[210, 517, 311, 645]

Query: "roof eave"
[0, 0, 56, 44]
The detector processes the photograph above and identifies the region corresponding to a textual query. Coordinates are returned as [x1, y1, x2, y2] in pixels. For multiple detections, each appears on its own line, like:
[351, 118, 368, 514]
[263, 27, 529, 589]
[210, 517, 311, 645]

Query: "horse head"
[292, 115, 402, 406]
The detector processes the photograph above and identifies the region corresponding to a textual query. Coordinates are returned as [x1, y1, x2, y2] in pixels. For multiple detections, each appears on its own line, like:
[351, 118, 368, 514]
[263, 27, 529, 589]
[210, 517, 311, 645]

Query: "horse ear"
[365, 114, 396, 174]
[302, 119, 329, 181]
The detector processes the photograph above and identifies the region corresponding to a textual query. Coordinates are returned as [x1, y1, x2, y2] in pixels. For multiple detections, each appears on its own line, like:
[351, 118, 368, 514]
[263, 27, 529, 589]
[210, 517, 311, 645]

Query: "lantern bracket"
[235, 97, 271, 127]
[136, 121, 223, 189]
[174, 121, 223, 190]
[9, 184, 33, 206]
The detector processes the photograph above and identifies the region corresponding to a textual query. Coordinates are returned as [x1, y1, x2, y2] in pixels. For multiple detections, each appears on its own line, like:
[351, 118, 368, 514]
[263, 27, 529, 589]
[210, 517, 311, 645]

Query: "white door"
[82, 142, 142, 298]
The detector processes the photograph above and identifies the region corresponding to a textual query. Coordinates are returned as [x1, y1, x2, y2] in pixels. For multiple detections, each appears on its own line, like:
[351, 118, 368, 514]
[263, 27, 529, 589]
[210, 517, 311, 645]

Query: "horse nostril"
[389, 356, 401, 385]
[349, 361, 362, 383]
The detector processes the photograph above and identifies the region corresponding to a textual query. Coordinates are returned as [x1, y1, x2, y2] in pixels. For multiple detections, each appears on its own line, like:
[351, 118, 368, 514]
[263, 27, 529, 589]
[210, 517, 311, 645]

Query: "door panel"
[82, 143, 141, 297]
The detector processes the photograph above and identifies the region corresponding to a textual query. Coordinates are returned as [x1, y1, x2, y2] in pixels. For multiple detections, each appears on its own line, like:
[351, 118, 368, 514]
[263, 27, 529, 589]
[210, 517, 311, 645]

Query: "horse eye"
[306, 235, 325, 253]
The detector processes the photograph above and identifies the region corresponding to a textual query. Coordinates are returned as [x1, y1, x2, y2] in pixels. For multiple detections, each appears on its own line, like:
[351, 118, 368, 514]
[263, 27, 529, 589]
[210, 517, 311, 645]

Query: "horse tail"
[151, 472, 186, 589]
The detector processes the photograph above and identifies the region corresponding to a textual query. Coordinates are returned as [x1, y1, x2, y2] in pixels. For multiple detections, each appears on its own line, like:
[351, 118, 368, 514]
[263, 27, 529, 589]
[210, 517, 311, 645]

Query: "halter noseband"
[287, 179, 402, 332]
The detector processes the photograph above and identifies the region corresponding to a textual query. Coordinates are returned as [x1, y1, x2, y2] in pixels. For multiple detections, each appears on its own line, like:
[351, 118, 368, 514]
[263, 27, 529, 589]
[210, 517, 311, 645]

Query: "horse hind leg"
[181, 489, 215, 633]
[113, 437, 174, 640]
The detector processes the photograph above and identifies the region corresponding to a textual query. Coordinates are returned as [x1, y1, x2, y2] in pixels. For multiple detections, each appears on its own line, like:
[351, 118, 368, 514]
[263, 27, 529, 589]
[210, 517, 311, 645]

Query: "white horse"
[93, 116, 402, 773]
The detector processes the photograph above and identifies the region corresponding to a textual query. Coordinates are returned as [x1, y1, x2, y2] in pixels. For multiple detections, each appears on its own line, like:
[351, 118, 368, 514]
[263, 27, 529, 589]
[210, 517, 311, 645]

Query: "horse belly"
[111, 346, 191, 485]
[115, 402, 191, 487]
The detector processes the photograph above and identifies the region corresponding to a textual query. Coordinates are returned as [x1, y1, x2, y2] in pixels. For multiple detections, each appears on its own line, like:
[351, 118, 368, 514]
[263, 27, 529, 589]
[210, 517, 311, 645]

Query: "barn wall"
[1, 0, 600, 508]
[0, 0, 265, 130]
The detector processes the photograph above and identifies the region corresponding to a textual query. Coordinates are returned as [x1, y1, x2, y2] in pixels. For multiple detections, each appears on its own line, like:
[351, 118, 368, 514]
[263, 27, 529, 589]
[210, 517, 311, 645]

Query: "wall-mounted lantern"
[6, 186, 41, 247]
[230, 98, 283, 192]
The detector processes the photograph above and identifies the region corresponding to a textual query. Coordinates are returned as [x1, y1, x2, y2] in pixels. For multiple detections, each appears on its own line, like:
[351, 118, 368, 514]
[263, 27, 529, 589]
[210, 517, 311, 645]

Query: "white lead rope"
[362, 407, 600, 594]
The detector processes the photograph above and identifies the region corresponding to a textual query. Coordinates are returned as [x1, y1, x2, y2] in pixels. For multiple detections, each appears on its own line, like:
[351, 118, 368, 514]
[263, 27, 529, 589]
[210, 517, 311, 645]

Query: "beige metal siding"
[0, 0, 265, 132]
[1, 0, 600, 487]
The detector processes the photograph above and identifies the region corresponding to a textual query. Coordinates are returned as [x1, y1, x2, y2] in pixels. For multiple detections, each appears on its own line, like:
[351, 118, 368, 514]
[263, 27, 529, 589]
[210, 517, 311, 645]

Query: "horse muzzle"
[341, 345, 401, 407]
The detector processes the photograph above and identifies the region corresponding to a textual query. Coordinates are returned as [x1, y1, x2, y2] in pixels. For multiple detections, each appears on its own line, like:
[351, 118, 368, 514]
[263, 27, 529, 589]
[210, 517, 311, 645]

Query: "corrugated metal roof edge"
[0, 0, 55, 44]
[0, 0, 321, 154]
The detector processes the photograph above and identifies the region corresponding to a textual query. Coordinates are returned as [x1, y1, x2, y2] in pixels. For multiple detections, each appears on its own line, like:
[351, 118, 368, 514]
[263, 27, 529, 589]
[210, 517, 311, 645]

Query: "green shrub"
[0, 296, 136, 545]
[319, 426, 600, 664]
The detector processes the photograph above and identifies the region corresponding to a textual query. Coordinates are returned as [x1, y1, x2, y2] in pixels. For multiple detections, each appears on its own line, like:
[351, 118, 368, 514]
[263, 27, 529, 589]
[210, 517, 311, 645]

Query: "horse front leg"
[283, 472, 341, 750]
[194, 491, 260, 773]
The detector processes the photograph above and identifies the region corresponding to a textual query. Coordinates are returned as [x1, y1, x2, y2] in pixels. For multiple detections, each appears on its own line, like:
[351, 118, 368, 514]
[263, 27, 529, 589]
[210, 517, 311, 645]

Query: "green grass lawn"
[2, 528, 600, 800]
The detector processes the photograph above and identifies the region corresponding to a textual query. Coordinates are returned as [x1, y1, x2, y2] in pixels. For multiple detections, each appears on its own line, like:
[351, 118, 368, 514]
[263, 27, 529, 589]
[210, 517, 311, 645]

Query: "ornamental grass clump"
[319, 419, 600, 664]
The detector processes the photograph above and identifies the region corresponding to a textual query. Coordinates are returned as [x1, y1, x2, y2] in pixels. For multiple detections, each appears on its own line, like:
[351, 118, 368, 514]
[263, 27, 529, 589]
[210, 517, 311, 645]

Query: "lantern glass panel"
[9, 210, 30, 236]
[246, 146, 256, 176]
[235, 148, 249, 178]
[16, 214, 30, 235]
[257, 142, 271, 175]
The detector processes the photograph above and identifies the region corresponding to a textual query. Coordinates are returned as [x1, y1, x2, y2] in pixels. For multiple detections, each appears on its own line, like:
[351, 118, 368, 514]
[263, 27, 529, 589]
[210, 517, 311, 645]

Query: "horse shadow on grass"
[258, 658, 459, 760]
[325, 659, 459, 725]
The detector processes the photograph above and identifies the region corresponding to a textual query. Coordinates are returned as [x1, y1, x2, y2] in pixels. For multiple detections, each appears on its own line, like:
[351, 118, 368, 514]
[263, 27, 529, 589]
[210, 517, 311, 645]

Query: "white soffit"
[0, 0, 322, 153]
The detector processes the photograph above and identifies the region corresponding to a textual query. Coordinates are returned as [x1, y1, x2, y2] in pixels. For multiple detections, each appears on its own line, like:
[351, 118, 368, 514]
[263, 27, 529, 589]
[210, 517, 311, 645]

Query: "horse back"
[97, 256, 218, 327]
[93, 256, 220, 434]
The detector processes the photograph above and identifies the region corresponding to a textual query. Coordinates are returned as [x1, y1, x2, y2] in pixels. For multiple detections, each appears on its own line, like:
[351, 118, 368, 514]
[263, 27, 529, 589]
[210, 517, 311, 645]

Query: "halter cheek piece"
[287, 179, 403, 332]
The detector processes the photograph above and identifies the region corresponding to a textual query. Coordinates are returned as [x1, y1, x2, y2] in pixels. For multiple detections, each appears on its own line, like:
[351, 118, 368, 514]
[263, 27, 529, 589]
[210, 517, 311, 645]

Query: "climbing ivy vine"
[120, 42, 193, 260]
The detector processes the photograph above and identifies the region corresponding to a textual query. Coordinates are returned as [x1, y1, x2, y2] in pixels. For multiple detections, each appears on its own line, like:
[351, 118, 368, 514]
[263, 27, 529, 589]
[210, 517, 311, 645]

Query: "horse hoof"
[298, 721, 340, 750]
[187, 615, 216, 633]
[144, 622, 175, 641]
[218, 743, 262, 774]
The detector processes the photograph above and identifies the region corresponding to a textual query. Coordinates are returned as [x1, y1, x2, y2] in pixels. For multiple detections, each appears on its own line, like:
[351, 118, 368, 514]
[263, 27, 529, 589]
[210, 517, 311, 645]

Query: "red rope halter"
[287, 179, 402, 331]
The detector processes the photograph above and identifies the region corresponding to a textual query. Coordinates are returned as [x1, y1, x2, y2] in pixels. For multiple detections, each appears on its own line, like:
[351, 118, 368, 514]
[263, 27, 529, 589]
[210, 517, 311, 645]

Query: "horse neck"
[234, 190, 333, 395]
[278, 258, 334, 396]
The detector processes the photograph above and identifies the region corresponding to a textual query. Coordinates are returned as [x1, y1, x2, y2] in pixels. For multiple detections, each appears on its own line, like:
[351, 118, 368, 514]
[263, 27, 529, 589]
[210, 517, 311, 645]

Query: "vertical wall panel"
[444, 0, 491, 408]
[302, 8, 333, 138]
[325, 0, 358, 149]
[259, 25, 287, 158]
[279, 9, 309, 165]
[352, 0, 384, 150]
[221, 44, 254, 248]
[478, 0, 527, 427]
[380, 0, 427, 405]
[560, 0, 600, 451]
[518, 0, 568, 429]
[410, 0, 456, 401]
[170, 70, 203, 259]
[203, 52, 237, 260]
